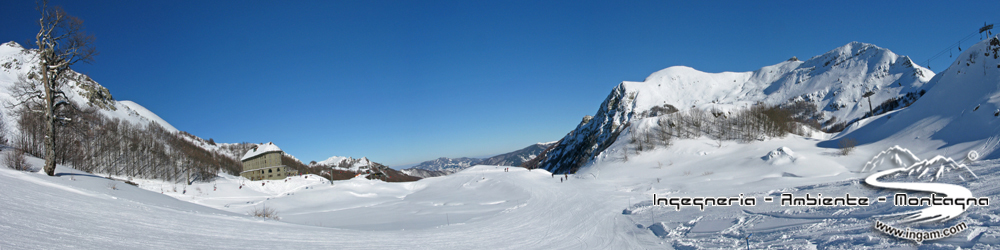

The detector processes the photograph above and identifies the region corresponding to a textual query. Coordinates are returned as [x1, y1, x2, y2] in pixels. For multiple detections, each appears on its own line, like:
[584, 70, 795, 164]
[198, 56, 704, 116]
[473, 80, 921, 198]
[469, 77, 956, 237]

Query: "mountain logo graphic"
[862, 146, 989, 243]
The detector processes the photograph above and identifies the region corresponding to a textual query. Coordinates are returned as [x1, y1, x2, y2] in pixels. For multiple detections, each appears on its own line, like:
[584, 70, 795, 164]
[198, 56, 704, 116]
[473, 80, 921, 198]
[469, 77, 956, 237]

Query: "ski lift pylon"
[979, 23, 994, 34]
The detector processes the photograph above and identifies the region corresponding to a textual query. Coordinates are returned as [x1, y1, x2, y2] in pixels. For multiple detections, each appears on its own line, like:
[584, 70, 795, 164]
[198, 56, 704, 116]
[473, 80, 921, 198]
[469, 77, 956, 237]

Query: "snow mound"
[762, 146, 799, 165]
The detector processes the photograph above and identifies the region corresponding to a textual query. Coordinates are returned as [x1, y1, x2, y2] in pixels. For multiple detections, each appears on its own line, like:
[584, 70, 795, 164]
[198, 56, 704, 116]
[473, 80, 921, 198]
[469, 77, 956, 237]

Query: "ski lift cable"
[925, 31, 979, 67]
[922, 24, 996, 70]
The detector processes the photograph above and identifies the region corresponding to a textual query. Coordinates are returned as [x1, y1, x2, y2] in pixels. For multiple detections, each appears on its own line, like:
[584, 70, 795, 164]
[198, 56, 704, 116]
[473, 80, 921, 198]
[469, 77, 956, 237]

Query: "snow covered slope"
[399, 167, 447, 178]
[0, 152, 655, 249]
[6, 132, 999, 248]
[825, 35, 1000, 160]
[0, 41, 178, 136]
[538, 42, 934, 174]
[117, 100, 178, 132]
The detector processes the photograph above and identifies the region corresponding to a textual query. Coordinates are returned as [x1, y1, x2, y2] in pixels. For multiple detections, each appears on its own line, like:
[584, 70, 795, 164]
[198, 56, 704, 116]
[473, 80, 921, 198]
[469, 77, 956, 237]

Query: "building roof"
[241, 142, 282, 161]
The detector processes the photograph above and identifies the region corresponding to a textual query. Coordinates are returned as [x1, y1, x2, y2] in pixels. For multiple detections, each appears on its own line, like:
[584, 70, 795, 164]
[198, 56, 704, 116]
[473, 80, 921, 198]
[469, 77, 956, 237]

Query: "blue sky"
[1, 1, 997, 167]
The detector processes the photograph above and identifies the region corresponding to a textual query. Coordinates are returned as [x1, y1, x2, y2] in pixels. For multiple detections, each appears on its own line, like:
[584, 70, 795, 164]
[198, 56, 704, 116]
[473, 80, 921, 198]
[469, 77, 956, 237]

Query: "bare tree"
[4, 148, 30, 171]
[18, 1, 97, 176]
[839, 138, 858, 156]
[0, 111, 7, 145]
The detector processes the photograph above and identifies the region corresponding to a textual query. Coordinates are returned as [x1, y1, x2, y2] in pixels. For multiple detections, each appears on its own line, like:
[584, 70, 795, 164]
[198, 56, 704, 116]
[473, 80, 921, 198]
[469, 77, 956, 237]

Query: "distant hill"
[401, 141, 557, 178]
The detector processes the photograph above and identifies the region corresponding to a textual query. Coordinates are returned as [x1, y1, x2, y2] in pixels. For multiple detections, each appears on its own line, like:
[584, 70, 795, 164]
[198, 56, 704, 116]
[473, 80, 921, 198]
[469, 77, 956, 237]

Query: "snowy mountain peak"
[830, 41, 881, 57]
[407, 157, 481, 174]
[799, 41, 927, 77]
[642, 65, 705, 82]
[813, 41, 890, 64]
[316, 156, 368, 166]
[836, 35, 1000, 160]
[313, 155, 374, 172]
[537, 42, 935, 174]
[2, 41, 23, 49]
[0, 41, 181, 138]
[316, 156, 347, 165]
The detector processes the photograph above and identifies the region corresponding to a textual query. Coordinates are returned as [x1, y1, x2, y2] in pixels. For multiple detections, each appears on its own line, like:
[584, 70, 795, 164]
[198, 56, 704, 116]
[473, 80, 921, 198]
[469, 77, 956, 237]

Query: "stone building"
[240, 142, 297, 180]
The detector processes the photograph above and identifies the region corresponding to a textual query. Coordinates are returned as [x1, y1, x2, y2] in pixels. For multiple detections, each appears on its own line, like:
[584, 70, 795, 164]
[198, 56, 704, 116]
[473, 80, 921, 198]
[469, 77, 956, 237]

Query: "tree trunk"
[42, 54, 57, 176]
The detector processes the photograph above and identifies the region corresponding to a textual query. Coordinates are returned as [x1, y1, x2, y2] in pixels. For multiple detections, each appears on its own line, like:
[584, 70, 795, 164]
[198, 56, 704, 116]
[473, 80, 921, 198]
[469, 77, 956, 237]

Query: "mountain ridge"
[536, 41, 936, 174]
[823, 35, 1000, 160]
[401, 141, 557, 178]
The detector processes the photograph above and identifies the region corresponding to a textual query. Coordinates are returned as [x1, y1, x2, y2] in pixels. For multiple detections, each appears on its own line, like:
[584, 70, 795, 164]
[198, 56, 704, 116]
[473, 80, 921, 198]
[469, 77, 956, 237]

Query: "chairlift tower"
[863, 90, 875, 117]
[979, 23, 993, 36]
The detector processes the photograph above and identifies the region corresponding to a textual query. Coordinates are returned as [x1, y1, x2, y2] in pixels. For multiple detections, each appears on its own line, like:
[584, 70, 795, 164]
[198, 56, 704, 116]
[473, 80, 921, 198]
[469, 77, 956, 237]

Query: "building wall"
[240, 151, 288, 180]
[243, 152, 281, 172]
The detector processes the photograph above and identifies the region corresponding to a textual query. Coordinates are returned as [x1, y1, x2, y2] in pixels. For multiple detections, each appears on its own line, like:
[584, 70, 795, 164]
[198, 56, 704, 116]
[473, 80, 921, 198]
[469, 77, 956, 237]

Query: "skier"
[560, 177, 563, 183]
